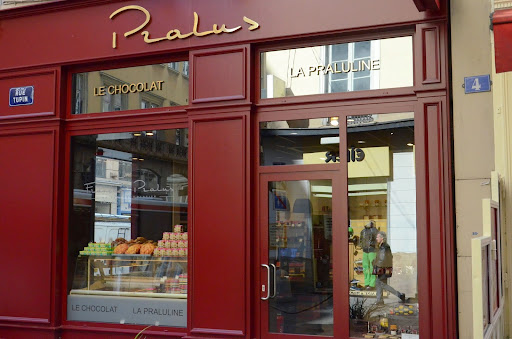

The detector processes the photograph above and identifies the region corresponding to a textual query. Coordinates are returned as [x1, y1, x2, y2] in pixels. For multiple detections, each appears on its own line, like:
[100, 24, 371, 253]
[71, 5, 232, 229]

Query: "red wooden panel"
[190, 116, 246, 335]
[0, 0, 440, 71]
[425, 101, 446, 335]
[0, 131, 55, 323]
[0, 70, 57, 119]
[421, 26, 441, 84]
[412, 0, 441, 11]
[493, 9, 512, 73]
[192, 47, 247, 103]
[0, 327, 56, 339]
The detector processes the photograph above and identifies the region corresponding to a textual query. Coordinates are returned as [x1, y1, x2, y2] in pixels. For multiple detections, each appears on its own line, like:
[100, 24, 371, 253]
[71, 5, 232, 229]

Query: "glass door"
[260, 175, 339, 338]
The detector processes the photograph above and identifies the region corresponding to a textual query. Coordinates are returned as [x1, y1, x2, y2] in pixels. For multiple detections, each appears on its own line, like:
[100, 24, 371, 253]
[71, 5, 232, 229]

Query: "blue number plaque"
[464, 75, 491, 94]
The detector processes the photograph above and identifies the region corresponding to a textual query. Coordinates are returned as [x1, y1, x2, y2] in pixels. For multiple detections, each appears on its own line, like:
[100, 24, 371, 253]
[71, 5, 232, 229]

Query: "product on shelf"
[140, 242, 156, 255]
[79, 242, 113, 256]
[113, 243, 130, 254]
[153, 226, 189, 257]
[126, 244, 142, 254]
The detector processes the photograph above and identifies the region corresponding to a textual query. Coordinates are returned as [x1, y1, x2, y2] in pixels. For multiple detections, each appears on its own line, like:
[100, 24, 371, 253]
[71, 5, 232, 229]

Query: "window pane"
[261, 36, 413, 99]
[72, 61, 189, 114]
[67, 129, 189, 327]
[268, 180, 333, 336]
[331, 80, 349, 93]
[331, 43, 349, 60]
[354, 41, 371, 59]
[353, 77, 371, 91]
[260, 118, 340, 166]
[347, 113, 419, 337]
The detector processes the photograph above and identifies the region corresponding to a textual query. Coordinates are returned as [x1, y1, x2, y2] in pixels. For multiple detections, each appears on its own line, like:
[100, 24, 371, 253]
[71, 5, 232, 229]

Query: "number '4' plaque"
[464, 75, 491, 94]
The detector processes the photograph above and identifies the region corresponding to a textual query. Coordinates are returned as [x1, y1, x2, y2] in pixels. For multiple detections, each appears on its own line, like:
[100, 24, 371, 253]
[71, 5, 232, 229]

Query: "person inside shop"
[373, 231, 406, 304]
[360, 220, 378, 290]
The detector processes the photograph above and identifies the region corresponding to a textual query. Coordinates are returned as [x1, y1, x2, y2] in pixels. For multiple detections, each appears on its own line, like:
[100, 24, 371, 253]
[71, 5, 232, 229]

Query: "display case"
[67, 255, 188, 327]
[70, 255, 188, 298]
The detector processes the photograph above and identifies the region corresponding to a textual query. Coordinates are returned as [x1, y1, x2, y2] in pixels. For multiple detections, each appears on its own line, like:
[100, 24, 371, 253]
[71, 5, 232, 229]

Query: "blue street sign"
[9, 86, 34, 106]
[464, 75, 491, 94]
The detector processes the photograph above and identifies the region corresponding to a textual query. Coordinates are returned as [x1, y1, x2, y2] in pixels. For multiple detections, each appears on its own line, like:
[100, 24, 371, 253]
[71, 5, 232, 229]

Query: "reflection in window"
[67, 129, 189, 327]
[327, 41, 376, 93]
[261, 36, 412, 99]
[72, 61, 189, 114]
[268, 180, 333, 336]
[260, 118, 339, 166]
[347, 113, 419, 337]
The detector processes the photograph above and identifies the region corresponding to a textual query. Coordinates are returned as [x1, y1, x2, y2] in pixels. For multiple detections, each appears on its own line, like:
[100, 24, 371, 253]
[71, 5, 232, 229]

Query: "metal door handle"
[261, 264, 271, 300]
[270, 264, 277, 298]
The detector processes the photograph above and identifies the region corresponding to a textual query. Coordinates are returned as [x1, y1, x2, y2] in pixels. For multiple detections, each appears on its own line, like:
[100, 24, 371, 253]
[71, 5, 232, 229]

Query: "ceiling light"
[133, 132, 142, 137]
[358, 140, 366, 144]
[407, 143, 414, 147]
[146, 131, 154, 136]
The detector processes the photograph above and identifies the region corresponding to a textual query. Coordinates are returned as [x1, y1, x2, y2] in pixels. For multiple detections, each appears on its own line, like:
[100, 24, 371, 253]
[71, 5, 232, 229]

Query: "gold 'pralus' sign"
[291, 60, 380, 78]
[110, 5, 260, 49]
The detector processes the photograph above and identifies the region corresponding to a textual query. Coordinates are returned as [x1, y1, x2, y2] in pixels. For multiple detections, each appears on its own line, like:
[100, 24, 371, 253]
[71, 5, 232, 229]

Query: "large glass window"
[260, 36, 413, 99]
[260, 117, 340, 166]
[67, 128, 189, 327]
[347, 113, 419, 337]
[72, 61, 189, 114]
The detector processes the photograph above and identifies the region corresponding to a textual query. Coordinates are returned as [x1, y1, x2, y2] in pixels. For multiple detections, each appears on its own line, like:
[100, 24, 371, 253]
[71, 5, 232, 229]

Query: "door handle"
[261, 264, 271, 300]
[270, 264, 277, 298]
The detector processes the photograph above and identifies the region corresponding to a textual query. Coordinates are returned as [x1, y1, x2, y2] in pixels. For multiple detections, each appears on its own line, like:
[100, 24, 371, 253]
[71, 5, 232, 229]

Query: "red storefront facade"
[0, 1, 455, 338]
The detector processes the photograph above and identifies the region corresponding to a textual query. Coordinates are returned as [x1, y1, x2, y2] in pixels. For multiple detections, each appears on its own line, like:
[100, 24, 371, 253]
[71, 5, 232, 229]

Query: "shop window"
[260, 117, 340, 166]
[67, 128, 189, 328]
[347, 112, 419, 337]
[71, 61, 189, 114]
[260, 36, 412, 99]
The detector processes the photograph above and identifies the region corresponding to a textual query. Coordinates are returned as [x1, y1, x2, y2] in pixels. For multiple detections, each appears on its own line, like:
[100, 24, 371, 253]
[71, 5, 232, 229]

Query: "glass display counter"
[68, 255, 188, 327]
[70, 255, 188, 298]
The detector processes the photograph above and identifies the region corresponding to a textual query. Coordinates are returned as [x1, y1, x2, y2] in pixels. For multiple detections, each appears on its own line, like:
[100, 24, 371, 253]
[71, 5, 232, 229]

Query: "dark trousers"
[375, 276, 401, 302]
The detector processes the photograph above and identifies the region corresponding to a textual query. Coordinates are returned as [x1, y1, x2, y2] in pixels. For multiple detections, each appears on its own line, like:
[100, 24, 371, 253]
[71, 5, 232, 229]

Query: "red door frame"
[251, 95, 454, 338]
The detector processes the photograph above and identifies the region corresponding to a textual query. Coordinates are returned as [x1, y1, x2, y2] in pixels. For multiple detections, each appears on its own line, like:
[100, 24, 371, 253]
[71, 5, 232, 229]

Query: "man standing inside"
[360, 220, 378, 290]
[373, 231, 406, 304]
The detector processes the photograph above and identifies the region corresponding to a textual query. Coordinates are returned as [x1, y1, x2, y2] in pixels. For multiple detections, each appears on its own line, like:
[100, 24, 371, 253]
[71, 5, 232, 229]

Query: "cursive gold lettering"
[193, 12, 214, 37]
[110, 6, 259, 49]
[243, 16, 260, 31]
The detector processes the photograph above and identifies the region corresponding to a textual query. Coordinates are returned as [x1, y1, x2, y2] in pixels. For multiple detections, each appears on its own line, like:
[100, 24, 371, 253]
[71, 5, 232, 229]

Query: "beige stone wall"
[451, 0, 495, 337]
[491, 39, 512, 337]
